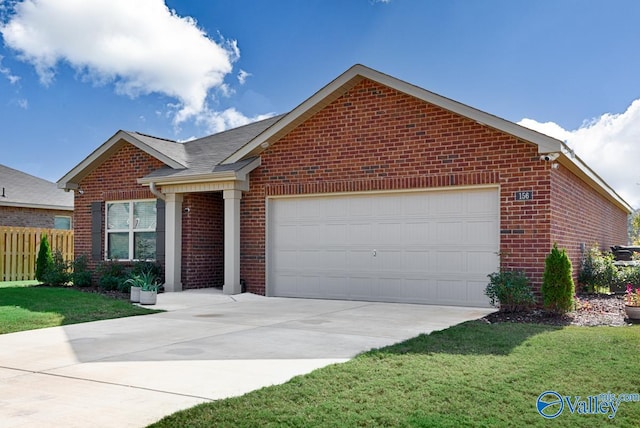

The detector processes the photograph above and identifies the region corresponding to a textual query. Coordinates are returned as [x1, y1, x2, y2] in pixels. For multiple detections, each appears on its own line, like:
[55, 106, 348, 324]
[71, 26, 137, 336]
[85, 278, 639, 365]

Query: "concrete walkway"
[0, 289, 494, 427]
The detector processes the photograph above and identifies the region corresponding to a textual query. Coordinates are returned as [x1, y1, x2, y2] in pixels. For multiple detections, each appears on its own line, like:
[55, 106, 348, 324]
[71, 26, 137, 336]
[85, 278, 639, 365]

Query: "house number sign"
[514, 191, 533, 201]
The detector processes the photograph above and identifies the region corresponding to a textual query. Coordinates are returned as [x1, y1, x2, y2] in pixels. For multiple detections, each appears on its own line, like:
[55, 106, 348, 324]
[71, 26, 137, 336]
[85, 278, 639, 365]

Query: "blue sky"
[1, 0, 640, 207]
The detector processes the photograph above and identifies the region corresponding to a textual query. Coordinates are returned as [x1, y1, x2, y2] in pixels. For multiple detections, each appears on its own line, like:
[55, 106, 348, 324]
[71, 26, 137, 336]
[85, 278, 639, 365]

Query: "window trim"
[105, 199, 157, 261]
[54, 215, 72, 230]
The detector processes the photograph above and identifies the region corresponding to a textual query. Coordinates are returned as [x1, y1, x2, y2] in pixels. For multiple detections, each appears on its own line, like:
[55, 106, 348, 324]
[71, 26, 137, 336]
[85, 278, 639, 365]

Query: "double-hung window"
[106, 200, 157, 260]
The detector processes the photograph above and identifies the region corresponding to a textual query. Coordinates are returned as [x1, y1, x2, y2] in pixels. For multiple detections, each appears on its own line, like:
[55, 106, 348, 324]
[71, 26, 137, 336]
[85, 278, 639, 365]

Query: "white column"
[164, 193, 183, 292]
[223, 189, 242, 294]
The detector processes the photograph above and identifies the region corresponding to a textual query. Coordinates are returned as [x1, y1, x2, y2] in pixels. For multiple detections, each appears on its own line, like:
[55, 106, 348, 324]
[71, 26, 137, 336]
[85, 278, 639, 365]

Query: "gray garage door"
[268, 188, 499, 307]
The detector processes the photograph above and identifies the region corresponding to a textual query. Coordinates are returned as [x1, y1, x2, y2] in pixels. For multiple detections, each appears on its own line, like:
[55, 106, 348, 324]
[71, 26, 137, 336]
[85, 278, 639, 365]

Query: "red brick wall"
[241, 79, 555, 295]
[550, 165, 628, 287]
[0, 206, 72, 228]
[75, 142, 166, 281]
[181, 192, 224, 289]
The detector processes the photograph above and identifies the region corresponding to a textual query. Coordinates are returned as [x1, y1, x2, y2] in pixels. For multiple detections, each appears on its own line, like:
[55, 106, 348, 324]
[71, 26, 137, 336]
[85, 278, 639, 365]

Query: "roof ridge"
[187, 113, 286, 144]
[131, 131, 178, 143]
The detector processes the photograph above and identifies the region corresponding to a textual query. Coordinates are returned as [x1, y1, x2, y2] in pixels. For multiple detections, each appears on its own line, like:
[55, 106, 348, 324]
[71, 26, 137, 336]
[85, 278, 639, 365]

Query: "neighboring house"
[58, 65, 632, 307]
[0, 164, 74, 229]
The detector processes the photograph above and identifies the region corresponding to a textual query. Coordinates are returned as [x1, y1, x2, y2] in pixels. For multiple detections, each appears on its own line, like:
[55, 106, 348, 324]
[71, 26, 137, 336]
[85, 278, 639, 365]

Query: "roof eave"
[138, 157, 262, 187]
[57, 130, 187, 190]
[559, 154, 633, 213]
[0, 201, 74, 211]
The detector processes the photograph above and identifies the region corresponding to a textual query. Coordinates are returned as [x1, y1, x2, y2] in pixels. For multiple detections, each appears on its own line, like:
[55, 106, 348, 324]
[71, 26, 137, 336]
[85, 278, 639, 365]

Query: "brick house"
[58, 65, 631, 307]
[1, 164, 73, 229]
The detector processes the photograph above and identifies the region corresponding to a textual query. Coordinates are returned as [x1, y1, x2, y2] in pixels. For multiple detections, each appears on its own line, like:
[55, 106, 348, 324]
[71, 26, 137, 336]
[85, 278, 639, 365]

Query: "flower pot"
[139, 289, 157, 305]
[130, 286, 141, 303]
[625, 305, 640, 320]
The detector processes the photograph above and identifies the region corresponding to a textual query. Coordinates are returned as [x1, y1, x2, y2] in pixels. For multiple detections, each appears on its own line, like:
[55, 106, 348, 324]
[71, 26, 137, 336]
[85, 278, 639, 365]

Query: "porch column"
[223, 189, 242, 294]
[164, 193, 183, 292]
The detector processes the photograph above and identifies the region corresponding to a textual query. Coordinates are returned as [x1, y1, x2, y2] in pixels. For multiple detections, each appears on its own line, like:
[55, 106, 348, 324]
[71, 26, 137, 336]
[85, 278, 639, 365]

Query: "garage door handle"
[372, 249, 377, 257]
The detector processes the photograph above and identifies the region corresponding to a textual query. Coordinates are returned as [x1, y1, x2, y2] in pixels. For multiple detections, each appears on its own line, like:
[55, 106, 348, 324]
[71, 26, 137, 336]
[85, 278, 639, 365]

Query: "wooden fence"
[0, 227, 74, 281]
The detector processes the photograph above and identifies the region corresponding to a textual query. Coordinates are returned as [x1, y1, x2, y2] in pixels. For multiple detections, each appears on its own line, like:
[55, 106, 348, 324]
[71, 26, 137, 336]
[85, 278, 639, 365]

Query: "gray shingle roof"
[0, 164, 73, 209]
[137, 114, 285, 180]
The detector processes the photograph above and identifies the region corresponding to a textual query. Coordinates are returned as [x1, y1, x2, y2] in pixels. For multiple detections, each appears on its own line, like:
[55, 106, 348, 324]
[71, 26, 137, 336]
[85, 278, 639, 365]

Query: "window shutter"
[91, 202, 103, 261]
[156, 199, 165, 262]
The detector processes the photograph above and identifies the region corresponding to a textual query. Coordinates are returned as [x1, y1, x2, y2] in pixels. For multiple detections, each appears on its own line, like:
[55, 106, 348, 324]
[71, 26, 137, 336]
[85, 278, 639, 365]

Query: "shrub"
[97, 261, 128, 292]
[542, 244, 575, 314]
[35, 234, 53, 282]
[42, 250, 71, 286]
[131, 261, 162, 280]
[485, 270, 535, 312]
[71, 255, 93, 287]
[578, 245, 617, 293]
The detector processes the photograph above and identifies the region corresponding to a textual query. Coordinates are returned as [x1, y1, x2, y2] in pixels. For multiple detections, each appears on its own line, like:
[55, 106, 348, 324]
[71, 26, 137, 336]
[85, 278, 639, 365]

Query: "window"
[106, 200, 157, 260]
[54, 216, 72, 230]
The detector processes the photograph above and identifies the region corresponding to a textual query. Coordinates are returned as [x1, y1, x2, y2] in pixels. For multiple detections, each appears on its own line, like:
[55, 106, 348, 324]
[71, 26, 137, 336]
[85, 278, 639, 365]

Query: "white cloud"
[0, 55, 20, 84]
[518, 99, 640, 208]
[196, 107, 274, 134]
[237, 69, 251, 85]
[0, 0, 239, 124]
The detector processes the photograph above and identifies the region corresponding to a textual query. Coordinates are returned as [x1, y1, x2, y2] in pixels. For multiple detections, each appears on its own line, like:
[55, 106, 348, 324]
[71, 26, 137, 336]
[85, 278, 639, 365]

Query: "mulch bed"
[483, 294, 633, 327]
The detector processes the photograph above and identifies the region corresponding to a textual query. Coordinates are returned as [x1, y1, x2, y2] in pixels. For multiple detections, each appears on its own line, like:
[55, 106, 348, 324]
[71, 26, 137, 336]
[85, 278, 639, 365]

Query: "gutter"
[149, 182, 166, 200]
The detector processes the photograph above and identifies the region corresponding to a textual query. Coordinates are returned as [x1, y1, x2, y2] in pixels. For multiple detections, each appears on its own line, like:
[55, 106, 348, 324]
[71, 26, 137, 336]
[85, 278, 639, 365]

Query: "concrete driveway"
[0, 289, 494, 427]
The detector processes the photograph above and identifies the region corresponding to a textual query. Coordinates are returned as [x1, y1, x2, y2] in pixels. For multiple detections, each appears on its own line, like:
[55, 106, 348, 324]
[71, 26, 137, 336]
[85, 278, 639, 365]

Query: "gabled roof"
[223, 64, 564, 163]
[222, 64, 631, 212]
[58, 116, 284, 189]
[58, 130, 188, 189]
[1, 164, 73, 210]
[56, 64, 631, 212]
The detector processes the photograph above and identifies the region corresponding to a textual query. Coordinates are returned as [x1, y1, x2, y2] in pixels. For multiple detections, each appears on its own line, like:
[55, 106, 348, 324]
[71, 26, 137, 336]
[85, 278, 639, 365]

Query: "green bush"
[131, 261, 162, 280]
[485, 270, 536, 312]
[542, 244, 575, 314]
[97, 261, 128, 292]
[71, 255, 93, 287]
[42, 250, 71, 286]
[578, 245, 617, 293]
[35, 234, 53, 282]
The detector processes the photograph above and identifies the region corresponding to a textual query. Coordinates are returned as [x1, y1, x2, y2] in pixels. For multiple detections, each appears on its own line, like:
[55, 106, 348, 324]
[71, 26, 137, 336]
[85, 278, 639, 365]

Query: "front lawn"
[0, 282, 159, 334]
[151, 322, 640, 427]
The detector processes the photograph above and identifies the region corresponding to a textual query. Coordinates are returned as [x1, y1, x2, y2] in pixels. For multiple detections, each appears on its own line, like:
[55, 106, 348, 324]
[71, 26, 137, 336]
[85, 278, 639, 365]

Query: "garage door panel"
[348, 223, 373, 245]
[273, 249, 298, 269]
[377, 222, 403, 243]
[348, 250, 373, 270]
[349, 276, 376, 299]
[467, 252, 500, 273]
[403, 221, 430, 243]
[435, 221, 464, 243]
[326, 223, 348, 244]
[436, 251, 464, 273]
[269, 188, 498, 307]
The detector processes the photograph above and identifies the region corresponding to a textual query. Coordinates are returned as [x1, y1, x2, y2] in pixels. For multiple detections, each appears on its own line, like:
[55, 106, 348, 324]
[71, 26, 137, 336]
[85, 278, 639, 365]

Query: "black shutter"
[91, 202, 103, 261]
[156, 199, 165, 262]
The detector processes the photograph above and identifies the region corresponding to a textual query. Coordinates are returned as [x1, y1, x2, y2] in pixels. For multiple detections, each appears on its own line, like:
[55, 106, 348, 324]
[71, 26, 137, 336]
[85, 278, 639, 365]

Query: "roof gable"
[223, 64, 563, 164]
[58, 130, 187, 189]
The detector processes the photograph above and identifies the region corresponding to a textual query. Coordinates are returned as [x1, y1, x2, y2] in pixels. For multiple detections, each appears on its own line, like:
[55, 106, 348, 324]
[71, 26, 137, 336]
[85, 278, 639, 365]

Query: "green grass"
[0, 283, 160, 334]
[151, 322, 640, 427]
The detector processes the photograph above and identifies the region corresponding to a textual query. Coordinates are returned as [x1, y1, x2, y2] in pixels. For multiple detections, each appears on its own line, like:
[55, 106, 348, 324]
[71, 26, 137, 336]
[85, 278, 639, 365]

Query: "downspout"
[149, 182, 166, 200]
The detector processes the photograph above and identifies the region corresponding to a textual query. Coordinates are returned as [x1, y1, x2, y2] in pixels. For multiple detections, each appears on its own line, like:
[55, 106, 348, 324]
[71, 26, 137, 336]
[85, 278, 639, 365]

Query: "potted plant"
[139, 281, 160, 305]
[125, 270, 159, 305]
[624, 284, 640, 320]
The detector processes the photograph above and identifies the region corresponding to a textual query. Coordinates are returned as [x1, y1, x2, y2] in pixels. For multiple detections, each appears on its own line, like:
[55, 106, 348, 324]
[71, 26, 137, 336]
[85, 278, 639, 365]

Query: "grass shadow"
[370, 320, 565, 356]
